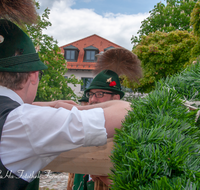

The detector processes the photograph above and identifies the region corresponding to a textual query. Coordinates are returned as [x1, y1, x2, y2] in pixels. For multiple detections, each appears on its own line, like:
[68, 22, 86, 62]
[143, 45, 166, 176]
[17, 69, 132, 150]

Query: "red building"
[60, 34, 123, 96]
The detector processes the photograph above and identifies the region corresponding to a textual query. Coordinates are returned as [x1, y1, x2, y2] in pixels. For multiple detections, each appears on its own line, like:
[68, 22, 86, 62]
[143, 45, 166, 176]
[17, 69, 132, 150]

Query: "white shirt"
[0, 86, 107, 182]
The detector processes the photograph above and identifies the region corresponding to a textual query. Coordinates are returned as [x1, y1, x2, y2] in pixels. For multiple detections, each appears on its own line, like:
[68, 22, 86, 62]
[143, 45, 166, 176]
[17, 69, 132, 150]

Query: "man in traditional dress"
[71, 69, 124, 190]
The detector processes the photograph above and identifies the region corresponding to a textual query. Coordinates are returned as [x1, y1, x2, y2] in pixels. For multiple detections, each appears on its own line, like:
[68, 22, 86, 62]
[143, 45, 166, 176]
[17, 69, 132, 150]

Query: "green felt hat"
[78, 92, 89, 102]
[85, 70, 124, 99]
[0, 19, 47, 72]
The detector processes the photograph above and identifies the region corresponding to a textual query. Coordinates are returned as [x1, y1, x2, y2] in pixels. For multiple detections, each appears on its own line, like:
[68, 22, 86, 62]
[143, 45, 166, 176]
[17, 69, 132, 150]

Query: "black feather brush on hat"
[0, 0, 37, 25]
[94, 48, 143, 83]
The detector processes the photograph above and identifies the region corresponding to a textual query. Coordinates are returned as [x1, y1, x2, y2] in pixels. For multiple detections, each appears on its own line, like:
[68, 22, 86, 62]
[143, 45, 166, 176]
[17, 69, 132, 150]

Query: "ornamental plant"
[126, 30, 196, 93]
[110, 61, 200, 189]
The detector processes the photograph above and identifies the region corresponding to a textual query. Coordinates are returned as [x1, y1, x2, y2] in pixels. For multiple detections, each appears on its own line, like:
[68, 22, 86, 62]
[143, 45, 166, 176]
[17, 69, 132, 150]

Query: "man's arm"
[33, 100, 78, 107]
[33, 100, 131, 138]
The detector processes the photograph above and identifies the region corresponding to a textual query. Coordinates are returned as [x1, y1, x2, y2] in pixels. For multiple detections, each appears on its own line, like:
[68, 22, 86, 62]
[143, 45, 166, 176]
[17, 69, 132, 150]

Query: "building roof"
[63, 45, 79, 50]
[60, 34, 122, 70]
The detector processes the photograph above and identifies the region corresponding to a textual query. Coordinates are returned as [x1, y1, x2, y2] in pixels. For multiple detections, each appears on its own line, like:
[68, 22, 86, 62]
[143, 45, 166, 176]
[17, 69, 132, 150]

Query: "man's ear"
[113, 94, 120, 100]
[29, 71, 39, 85]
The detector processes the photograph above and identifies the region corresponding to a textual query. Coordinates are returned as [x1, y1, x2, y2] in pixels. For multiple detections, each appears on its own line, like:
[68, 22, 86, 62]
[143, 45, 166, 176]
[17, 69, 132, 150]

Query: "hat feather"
[0, 0, 37, 25]
[94, 48, 143, 83]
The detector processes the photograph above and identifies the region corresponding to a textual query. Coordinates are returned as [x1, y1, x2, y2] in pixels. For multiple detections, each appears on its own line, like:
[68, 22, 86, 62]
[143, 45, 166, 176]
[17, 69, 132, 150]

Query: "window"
[66, 50, 75, 60]
[63, 45, 79, 62]
[81, 77, 93, 91]
[86, 51, 95, 61]
[83, 46, 99, 62]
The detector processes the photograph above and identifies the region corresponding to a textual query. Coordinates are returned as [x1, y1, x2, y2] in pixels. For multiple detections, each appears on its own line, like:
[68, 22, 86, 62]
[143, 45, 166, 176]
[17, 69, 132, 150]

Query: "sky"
[37, 0, 166, 50]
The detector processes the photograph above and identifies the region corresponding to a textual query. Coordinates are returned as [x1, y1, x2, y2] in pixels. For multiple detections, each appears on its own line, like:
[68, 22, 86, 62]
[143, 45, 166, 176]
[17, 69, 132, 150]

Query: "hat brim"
[78, 99, 88, 102]
[0, 60, 47, 72]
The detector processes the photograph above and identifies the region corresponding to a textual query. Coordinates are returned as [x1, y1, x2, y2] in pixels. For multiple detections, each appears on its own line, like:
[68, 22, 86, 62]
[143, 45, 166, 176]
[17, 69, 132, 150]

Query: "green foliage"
[132, 0, 197, 45]
[190, 39, 200, 62]
[158, 60, 200, 102]
[25, 2, 81, 101]
[110, 62, 200, 189]
[128, 30, 196, 93]
[190, 1, 200, 37]
[190, 1, 200, 64]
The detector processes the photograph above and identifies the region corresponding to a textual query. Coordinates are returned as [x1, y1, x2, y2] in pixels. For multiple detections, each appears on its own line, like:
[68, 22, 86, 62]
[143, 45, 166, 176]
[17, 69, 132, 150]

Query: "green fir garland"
[110, 62, 200, 189]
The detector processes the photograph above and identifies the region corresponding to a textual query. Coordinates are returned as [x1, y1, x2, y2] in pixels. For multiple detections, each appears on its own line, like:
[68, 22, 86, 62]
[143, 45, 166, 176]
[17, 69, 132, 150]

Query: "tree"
[132, 0, 198, 46]
[25, 2, 81, 101]
[190, 1, 200, 36]
[125, 30, 196, 93]
[190, 1, 200, 63]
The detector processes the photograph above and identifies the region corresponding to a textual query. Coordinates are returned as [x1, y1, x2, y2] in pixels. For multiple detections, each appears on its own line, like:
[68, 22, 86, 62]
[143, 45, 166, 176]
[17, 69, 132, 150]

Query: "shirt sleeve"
[20, 105, 107, 155]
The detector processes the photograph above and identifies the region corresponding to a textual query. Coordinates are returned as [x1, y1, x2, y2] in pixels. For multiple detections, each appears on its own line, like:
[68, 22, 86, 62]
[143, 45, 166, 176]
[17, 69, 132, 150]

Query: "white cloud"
[42, 0, 149, 50]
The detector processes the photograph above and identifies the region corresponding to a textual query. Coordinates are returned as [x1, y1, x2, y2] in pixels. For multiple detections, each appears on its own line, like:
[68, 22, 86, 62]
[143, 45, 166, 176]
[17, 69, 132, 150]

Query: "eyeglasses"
[86, 91, 116, 98]
[39, 70, 44, 81]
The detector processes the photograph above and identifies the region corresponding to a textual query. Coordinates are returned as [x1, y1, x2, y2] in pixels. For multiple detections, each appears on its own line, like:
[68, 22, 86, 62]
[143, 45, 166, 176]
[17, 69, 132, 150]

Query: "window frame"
[83, 46, 99, 62]
[65, 50, 76, 61]
[64, 45, 79, 62]
[85, 50, 96, 61]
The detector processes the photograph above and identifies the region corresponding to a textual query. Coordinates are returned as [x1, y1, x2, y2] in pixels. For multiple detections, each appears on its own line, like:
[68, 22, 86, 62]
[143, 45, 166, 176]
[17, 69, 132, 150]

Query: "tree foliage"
[190, 1, 200, 37]
[189, 1, 200, 64]
[125, 30, 196, 93]
[132, 0, 197, 46]
[25, 2, 81, 101]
